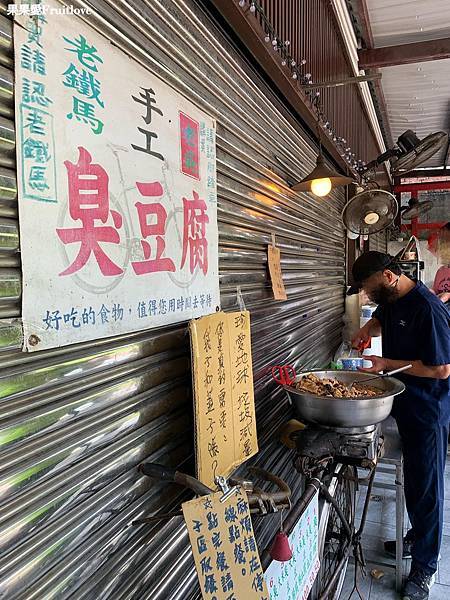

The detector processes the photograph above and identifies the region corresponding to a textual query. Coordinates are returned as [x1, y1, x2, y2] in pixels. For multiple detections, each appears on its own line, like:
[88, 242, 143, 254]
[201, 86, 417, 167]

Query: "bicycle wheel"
[309, 464, 356, 600]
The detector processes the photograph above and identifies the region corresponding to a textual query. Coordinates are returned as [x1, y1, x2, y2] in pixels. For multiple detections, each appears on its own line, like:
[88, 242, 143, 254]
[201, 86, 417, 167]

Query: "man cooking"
[350, 251, 450, 600]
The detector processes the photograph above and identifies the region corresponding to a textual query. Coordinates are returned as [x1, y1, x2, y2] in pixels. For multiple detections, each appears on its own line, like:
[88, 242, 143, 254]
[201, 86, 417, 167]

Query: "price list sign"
[182, 488, 268, 599]
[267, 245, 287, 301]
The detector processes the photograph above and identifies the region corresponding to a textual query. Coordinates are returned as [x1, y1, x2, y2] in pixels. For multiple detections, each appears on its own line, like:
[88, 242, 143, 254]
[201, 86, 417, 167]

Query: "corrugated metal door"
[0, 1, 347, 598]
[370, 231, 388, 253]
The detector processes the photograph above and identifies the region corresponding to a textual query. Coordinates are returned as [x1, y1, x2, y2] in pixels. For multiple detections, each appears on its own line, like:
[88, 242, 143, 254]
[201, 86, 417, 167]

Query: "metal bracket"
[236, 286, 246, 311]
[301, 73, 382, 89]
[216, 476, 239, 503]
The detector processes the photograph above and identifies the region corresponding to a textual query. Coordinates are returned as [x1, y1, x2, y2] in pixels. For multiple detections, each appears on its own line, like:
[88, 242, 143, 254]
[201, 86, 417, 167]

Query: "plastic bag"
[333, 341, 364, 370]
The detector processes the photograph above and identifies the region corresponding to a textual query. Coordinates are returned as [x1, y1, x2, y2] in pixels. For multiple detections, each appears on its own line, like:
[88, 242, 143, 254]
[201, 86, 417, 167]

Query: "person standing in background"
[430, 223, 450, 304]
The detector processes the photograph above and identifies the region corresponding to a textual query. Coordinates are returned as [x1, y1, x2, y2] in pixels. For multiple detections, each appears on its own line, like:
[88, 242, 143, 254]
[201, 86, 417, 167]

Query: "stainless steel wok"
[284, 370, 405, 428]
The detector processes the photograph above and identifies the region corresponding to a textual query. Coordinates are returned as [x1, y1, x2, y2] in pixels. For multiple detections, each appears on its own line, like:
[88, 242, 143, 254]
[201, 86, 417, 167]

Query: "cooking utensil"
[284, 370, 405, 428]
[347, 364, 412, 393]
[357, 337, 372, 353]
[271, 365, 296, 386]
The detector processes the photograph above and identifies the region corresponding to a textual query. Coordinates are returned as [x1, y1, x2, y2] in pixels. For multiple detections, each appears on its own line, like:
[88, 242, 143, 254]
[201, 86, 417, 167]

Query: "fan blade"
[391, 131, 448, 173]
[401, 201, 433, 220]
[342, 189, 398, 235]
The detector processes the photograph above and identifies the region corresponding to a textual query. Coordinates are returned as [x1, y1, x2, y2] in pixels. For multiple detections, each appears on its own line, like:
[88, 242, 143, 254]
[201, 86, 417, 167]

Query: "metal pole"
[395, 461, 405, 592]
[301, 73, 382, 89]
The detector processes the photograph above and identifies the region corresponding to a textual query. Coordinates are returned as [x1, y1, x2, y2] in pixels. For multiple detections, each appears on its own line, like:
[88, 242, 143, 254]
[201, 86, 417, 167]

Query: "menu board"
[190, 311, 258, 488]
[267, 245, 287, 301]
[183, 487, 269, 599]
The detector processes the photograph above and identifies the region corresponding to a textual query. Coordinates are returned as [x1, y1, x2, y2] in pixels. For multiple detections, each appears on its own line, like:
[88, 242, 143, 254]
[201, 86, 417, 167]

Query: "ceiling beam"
[394, 180, 450, 192]
[358, 37, 450, 69]
[353, 0, 393, 148]
[399, 168, 450, 179]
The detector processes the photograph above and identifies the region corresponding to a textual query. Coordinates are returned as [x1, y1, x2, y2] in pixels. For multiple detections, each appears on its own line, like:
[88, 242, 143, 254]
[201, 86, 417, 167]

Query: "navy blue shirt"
[373, 281, 450, 427]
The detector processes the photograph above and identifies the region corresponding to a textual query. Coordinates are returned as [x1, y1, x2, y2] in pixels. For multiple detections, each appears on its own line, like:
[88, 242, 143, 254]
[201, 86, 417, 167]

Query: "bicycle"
[135, 429, 379, 600]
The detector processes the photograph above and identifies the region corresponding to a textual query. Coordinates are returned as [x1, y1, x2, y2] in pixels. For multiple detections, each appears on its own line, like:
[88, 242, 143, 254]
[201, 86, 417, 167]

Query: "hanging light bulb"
[291, 113, 353, 197]
[310, 177, 332, 197]
[265, 33, 270, 42]
[301, 59, 307, 65]
[239, 0, 246, 6]
[291, 59, 296, 67]
[250, 2, 256, 12]
[272, 38, 278, 46]
[292, 72, 298, 80]
[281, 58, 287, 66]
[292, 153, 352, 197]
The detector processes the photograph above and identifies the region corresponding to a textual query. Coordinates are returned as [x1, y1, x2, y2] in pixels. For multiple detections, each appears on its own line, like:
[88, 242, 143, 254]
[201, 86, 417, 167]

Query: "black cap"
[347, 251, 397, 295]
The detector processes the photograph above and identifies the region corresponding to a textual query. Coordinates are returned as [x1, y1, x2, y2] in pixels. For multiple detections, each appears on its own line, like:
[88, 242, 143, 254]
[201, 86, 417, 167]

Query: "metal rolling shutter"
[0, 1, 346, 598]
[370, 231, 388, 253]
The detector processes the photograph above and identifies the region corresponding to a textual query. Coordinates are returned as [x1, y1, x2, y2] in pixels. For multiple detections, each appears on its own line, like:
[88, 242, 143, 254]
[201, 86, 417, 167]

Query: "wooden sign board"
[190, 311, 258, 488]
[183, 488, 269, 599]
[268, 245, 287, 300]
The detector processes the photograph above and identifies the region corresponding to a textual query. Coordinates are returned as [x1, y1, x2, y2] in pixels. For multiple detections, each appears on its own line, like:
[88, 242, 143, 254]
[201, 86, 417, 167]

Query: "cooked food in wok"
[295, 373, 379, 399]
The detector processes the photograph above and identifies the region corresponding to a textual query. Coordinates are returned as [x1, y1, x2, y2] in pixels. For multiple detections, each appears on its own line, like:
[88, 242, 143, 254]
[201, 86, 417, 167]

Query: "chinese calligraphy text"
[190, 311, 258, 489]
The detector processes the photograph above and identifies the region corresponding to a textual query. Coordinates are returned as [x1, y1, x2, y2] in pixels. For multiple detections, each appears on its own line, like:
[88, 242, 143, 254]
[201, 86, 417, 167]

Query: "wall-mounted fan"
[401, 196, 433, 220]
[342, 188, 398, 235]
[364, 130, 448, 174]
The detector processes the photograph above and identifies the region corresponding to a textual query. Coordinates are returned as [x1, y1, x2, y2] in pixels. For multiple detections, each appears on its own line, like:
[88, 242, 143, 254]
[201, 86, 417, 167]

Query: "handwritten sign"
[190, 311, 258, 488]
[268, 245, 287, 301]
[182, 488, 269, 599]
[14, 0, 219, 351]
[264, 491, 320, 600]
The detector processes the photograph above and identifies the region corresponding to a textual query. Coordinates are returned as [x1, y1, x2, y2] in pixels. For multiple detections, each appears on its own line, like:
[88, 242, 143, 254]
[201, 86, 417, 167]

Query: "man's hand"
[358, 355, 388, 373]
[438, 291, 450, 303]
[351, 325, 371, 350]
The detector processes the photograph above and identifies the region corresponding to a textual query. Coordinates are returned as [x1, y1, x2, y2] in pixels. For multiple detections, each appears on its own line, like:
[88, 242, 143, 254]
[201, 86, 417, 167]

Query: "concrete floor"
[340, 459, 450, 599]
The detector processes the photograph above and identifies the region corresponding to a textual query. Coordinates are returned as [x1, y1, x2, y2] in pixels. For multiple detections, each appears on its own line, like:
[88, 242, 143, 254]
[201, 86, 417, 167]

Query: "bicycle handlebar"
[139, 463, 177, 481]
[139, 462, 213, 496]
[139, 461, 291, 513]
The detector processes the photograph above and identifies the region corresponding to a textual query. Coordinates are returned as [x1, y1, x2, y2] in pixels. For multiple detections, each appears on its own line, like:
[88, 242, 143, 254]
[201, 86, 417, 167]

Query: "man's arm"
[361, 355, 450, 379]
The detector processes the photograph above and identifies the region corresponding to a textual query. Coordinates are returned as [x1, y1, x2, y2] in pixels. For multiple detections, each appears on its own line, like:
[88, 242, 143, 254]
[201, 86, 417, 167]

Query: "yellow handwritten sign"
[182, 488, 269, 599]
[190, 311, 258, 488]
[268, 245, 287, 300]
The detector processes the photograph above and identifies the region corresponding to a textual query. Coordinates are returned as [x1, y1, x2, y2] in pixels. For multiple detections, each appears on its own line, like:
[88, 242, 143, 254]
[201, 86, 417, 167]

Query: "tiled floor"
[340, 459, 450, 599]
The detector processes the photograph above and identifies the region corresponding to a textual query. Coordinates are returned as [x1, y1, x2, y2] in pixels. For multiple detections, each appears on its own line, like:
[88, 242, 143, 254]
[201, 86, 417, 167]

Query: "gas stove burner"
[294, 423, 382, 476]
[317, 424, 376, 435]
